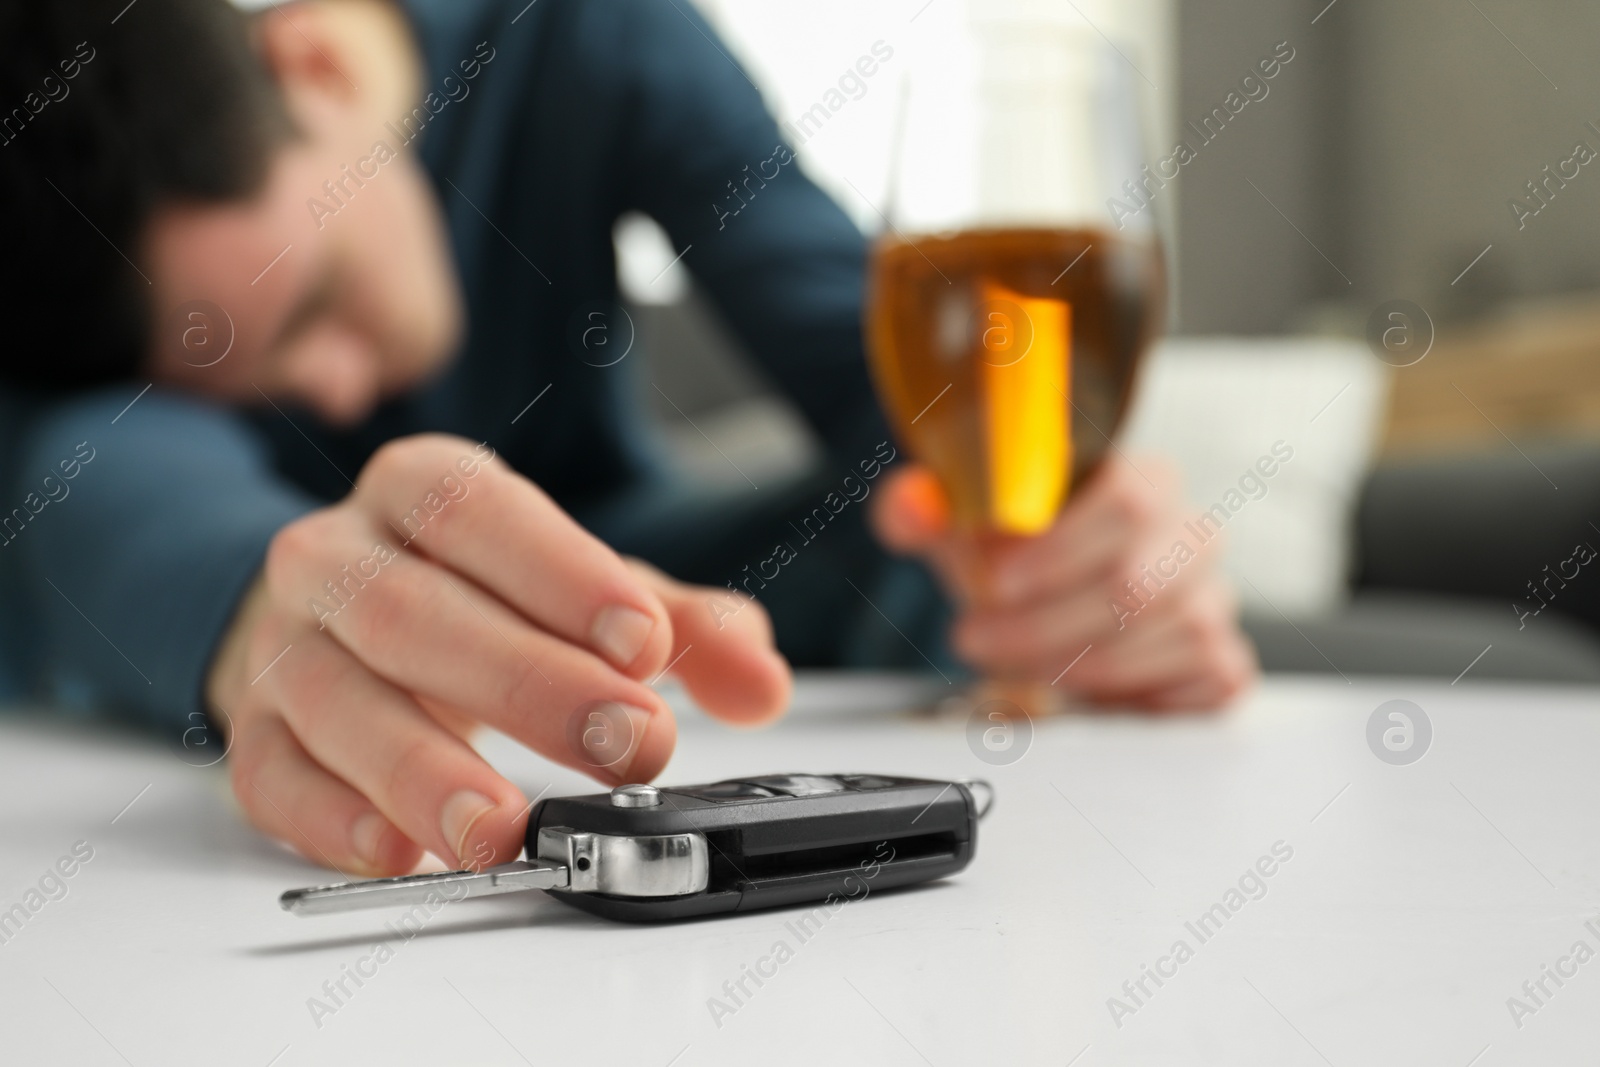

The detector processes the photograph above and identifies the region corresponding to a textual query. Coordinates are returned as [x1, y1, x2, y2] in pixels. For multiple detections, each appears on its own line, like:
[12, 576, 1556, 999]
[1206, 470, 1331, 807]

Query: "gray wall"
[1175, 0, 1600, 335]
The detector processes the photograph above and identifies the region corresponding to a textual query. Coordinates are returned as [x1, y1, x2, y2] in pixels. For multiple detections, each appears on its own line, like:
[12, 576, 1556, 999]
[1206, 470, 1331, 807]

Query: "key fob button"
[680, 781, 780, 800]
[740, 774, 847, 796]
[610, 784, 663, 808]
[840, 774, 899, 790]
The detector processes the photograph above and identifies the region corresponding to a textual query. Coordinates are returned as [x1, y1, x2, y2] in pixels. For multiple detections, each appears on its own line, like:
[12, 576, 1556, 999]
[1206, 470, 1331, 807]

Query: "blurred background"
[619, 0, 1600, 682]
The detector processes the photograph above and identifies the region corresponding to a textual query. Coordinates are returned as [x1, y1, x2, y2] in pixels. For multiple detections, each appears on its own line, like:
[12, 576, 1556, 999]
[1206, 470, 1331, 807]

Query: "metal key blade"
[281, 859, 570, 916]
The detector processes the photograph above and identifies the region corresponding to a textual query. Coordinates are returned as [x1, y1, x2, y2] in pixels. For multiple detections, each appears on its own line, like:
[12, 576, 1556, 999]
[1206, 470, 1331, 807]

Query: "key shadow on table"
[241, 897, 592, 956]
[242, 878, 958, 957]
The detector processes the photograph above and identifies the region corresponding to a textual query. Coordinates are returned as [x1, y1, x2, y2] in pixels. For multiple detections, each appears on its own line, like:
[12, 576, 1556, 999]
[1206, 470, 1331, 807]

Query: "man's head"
[1, 0, 462, 425]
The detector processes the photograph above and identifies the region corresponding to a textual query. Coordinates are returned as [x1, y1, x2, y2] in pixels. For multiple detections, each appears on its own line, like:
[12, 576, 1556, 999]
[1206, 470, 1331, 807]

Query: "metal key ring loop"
[957, 778, 995, 820]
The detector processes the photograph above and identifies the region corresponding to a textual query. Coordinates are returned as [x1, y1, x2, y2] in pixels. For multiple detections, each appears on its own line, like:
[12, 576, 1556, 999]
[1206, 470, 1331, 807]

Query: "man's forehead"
[145, 146, 328, 348]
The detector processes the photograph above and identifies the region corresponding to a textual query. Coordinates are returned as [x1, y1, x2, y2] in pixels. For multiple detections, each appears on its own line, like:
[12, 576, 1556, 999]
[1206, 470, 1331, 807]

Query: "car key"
[282, 773, 991, 922]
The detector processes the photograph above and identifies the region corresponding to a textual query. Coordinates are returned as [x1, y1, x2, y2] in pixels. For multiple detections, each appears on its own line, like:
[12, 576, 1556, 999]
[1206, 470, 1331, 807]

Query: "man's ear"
[252, 3, 362, 119]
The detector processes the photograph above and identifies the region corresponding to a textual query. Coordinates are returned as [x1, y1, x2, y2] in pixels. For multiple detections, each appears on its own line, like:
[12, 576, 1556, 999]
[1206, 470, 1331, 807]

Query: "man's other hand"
[871, 457, 1257, 711]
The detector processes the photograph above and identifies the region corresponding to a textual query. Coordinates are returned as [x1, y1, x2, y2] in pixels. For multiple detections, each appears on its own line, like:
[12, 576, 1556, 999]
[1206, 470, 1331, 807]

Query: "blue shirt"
[0, 0, 893, 733]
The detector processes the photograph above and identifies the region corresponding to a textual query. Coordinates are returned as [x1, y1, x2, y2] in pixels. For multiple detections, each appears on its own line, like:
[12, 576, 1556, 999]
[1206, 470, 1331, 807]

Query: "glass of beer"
[866, 14, 1166, 707]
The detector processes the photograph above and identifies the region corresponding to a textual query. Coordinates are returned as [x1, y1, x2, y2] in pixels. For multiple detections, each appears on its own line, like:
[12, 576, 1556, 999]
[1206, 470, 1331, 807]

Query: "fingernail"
[572, 701, 656, 772]
[590, 605, 656, 670]
[440, 790, 497, 866]
[615, 704, 655, 780]
[351, 812, 388, 866]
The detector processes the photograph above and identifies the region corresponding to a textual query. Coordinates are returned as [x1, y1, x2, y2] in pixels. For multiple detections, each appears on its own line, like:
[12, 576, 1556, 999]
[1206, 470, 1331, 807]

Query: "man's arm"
[0, 386, 319, 735]
[601, 0, 888, 459]
[2, 388, 792, 875]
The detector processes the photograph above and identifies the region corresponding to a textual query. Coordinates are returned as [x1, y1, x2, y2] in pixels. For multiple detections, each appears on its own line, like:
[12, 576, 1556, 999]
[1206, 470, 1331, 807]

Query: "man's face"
[143, 2, 463, 427]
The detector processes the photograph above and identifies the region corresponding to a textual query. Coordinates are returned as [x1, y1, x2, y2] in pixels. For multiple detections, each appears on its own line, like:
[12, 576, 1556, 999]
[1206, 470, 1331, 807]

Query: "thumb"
[871, 465, 952, 556]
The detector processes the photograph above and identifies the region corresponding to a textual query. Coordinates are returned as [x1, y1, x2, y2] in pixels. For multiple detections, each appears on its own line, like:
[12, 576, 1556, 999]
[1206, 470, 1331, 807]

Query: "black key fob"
[281, 773, 989, 923]
[532, 773, 984, 921]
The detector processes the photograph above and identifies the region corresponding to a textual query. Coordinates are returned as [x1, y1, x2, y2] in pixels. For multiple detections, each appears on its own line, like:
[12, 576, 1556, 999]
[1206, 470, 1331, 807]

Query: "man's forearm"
[0, 386, 320, 735]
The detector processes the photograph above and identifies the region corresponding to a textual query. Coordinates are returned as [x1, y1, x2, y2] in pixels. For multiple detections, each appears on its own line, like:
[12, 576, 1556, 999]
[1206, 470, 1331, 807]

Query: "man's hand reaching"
[206, 434, 791, 878]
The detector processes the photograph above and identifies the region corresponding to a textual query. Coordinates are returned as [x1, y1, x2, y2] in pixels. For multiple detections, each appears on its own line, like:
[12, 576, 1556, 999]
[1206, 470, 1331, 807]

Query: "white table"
[2, 673, 1598, 1066]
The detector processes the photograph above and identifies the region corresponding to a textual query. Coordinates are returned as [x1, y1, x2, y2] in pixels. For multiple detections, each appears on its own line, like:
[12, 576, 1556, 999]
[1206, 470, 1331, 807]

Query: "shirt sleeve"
[0, 386, 320, 737]
[599, 0, 893, 462]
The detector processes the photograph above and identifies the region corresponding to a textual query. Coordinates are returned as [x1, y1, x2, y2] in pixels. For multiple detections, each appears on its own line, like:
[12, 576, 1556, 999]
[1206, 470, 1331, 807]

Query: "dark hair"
[0, 0, 290, 388]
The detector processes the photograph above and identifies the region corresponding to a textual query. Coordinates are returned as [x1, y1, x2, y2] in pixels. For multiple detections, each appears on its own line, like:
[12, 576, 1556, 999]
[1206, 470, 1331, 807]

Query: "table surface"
[2, 673, 1598, 1066]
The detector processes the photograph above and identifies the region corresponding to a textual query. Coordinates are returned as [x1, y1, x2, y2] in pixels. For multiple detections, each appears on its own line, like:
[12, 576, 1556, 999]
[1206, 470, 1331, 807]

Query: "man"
[0, 0, 1254, 878]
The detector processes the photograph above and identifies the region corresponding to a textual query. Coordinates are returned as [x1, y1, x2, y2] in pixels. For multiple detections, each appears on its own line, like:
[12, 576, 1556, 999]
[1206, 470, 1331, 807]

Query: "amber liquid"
[867, 228, 1163, 535]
